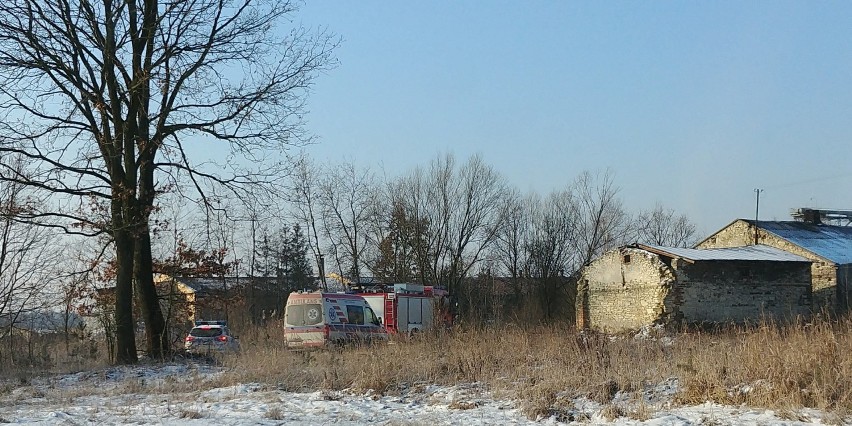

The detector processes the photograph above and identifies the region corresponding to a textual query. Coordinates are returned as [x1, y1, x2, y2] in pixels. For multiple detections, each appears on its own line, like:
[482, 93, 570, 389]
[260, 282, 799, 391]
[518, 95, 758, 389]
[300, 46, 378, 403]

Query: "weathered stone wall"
[670, 260, 812, 324]
[580, 248, 674, 332]
[580, 245, 813, 332]
[698, 219, 836, 312]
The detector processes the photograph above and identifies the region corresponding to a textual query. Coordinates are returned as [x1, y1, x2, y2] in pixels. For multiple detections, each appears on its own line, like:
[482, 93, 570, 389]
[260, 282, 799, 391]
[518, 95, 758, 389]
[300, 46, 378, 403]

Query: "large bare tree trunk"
[134, 223, 168, 358]
[113, 208, 138, 364]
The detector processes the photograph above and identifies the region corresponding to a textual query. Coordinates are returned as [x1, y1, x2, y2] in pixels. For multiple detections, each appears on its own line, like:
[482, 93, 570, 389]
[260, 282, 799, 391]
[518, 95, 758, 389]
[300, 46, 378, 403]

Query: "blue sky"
[295, 1, 852, 235]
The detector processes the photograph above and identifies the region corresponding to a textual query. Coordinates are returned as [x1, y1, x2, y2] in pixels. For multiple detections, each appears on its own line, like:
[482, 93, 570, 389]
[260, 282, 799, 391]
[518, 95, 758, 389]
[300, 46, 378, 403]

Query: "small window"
[366, 307, 380, 325]
[346, 305, 365, 325]
[285, 304, 322, 326]
[623, 254, 631, 264]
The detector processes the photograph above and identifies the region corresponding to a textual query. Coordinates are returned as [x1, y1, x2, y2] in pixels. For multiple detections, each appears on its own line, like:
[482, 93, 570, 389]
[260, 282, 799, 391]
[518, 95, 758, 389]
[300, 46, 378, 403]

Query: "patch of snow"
[632, 324, 674, 346]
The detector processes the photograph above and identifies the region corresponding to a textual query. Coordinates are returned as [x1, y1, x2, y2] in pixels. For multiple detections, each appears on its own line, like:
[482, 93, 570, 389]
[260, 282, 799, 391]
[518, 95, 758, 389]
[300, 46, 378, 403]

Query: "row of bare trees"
[283, 153, 697, 322]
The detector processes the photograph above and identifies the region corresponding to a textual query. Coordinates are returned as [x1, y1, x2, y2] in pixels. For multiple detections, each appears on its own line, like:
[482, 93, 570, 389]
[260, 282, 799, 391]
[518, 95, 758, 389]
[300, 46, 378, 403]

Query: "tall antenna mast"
[754, 188, 763, 245]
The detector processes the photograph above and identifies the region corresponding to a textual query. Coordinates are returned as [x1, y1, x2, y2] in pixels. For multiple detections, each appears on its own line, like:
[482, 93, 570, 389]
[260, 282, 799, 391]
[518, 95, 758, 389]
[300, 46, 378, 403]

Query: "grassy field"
[3, 315, 852, 423]
[218, 315, 852, 422]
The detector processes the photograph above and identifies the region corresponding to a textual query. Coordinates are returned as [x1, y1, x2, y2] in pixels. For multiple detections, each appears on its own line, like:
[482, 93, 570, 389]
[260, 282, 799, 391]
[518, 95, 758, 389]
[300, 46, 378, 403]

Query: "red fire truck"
[359, 284, 450, 336]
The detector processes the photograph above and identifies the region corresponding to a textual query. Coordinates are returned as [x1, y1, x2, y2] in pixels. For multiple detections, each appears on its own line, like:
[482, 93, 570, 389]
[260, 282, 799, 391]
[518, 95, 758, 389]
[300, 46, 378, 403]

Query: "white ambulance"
[283, 292, 388, 348]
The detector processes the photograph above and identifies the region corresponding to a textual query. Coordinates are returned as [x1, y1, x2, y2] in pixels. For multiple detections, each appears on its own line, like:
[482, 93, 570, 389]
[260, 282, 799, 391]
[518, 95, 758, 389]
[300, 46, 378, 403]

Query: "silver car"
[184, 320, 240, 355]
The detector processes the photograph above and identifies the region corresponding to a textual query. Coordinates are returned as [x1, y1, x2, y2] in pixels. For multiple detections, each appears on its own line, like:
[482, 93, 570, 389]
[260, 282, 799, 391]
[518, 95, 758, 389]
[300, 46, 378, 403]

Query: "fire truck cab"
[360, 284, 449, 336]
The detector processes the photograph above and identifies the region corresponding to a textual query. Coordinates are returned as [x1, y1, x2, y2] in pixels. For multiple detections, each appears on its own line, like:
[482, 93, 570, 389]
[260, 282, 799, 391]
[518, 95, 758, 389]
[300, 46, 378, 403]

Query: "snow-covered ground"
[0, 362, 835, 425]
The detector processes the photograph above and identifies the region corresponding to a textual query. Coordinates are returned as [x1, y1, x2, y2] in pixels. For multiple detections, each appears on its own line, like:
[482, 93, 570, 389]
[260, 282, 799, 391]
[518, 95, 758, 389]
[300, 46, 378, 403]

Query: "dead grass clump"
[265, 406, 285, 420]
[320, 390, 343, 401]
[0, 382, 15, 396]
[777, 408, 811, 423]
[674, 376, 732, 406]
[589, 379, 619, 404]
[0, 331, 108, 380]
[599, 403, 625, 421]
[627, 400, 653, 422]
[219, 347, 328, 392]
[447, 399, 479, 410]
[822, 409, 849, 426]
[178, 409, 204, 419]
[519, 393, 555, 420]
[230, 322, 677, 416]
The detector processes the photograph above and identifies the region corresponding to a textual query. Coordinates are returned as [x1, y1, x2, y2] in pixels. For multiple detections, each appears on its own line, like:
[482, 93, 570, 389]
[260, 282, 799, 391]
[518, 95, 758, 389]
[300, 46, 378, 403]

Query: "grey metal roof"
[172, 276, 276, 294]
[168, 276, 324, 293]
[638, 244, 811, 263]
[748, 220, 852, 265]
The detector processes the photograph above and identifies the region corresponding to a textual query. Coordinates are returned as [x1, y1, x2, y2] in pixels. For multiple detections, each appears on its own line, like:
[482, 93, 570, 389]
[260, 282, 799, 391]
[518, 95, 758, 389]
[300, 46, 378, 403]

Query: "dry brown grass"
[4, 313, 852, 421]
[221, 315, 852, 419]
[0, 332, 107, 380]
[673, 317, 852, 413]
[178, 409, 204, 419]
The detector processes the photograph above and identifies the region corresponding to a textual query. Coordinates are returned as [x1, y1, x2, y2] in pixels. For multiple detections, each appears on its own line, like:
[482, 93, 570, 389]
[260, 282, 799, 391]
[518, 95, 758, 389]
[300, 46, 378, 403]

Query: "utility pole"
[754, 188, 764, 245]
[319, 254, 327, 292]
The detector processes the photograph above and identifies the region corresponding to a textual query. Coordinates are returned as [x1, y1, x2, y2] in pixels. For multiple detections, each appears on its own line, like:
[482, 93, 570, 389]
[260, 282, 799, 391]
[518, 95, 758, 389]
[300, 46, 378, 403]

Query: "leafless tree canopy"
[570, 170, 632, 269]
[0, 156, 60, 361]
[289, 154, 327, 290]
[317, 163, 375, 282]
[635, 202, 698, 248]
[0, 0, 336, 210]
[492, 190, 527, 294]
[485, 173, 631, 321]
[396, 154, 509, 295]
[159, 152, 698, 327]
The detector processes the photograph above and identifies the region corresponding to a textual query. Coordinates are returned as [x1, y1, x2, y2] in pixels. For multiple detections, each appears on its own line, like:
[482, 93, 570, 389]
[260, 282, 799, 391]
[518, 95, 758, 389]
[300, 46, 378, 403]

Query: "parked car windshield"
[286, 304, 323, 326]
[190, 327, 223, 337]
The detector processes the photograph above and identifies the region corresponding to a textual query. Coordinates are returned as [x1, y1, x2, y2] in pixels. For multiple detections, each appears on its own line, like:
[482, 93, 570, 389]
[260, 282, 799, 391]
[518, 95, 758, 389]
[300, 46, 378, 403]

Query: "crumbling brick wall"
[579, 247, 674, 332]
[580, 245, 813, 333]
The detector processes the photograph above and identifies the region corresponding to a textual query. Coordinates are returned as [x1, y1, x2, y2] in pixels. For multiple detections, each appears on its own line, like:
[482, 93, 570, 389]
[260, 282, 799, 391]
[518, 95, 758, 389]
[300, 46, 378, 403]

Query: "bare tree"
[491, 189, 529, 302]
[368, 197, 429, 284]
[570, 170, 632, 270]
[0, 0, 336, 363]
[635, 202, 697, 248]
[317, 162, 376, 284]
[0, 157, 60, 365]
[397, 154, 508, 314]
[361, 178, 395, 281]
[290, 154, 328, 291]
[524, 189, 577, 320]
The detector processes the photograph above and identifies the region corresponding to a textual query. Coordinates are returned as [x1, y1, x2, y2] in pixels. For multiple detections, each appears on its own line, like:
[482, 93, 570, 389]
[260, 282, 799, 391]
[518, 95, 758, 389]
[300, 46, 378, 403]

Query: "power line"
[762, 172, 852, 191]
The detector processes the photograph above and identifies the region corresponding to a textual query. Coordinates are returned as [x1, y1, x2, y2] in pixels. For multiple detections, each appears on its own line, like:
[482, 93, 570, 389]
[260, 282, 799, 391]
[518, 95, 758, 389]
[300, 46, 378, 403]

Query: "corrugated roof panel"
[750, 221, 852, 265]
[639, 244, 811, 263]
[177, 277, 274, 293]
